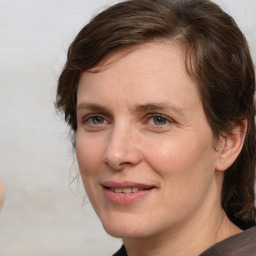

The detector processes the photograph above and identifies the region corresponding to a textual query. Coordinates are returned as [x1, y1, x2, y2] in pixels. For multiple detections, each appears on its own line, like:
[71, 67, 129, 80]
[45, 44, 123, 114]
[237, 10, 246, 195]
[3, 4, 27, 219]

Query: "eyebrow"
[77, 102, 184, 116]
[134, 103, 185, 116]
[77, 103, 110, 113]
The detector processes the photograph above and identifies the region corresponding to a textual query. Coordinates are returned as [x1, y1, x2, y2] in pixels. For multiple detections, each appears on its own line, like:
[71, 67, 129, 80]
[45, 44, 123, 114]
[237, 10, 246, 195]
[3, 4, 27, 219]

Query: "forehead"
[87, 41, 187, 74]
[79, 41, 195, 96]
[78, 41, 196, 95]
[77, 41, 202, 116]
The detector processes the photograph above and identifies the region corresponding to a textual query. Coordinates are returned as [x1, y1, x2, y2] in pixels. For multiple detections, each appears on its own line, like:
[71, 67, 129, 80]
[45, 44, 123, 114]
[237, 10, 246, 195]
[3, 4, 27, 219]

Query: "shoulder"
[112, 228, 256, 256]
[201, 227, 256, 256]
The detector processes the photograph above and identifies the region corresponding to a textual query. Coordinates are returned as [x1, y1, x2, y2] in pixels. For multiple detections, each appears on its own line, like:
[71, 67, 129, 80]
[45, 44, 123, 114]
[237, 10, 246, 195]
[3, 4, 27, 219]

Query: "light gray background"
[0, 1, 255, 256]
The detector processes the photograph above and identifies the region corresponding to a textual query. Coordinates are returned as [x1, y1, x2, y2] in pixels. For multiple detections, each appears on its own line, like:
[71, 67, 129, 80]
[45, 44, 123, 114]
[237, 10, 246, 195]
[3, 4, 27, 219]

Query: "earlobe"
[215, 120, 247, 172]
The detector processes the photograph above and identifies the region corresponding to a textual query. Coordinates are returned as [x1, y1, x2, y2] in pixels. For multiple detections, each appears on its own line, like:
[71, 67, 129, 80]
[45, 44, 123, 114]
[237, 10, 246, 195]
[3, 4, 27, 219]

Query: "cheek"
[75, 134, 106, 208]
[76, 134, 105, 178]
[144, 135, 217, 193]
[144, 139, 218, 221]
[143, 137, 193, 174]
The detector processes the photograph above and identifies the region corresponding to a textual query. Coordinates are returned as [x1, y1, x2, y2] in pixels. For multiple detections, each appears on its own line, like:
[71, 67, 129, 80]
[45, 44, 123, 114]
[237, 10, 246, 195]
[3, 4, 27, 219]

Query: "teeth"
[111, 187, 142, 193]
[114, 188, 122, 193]
[123, 188, 132, 193]
[131, 187, 139, 193]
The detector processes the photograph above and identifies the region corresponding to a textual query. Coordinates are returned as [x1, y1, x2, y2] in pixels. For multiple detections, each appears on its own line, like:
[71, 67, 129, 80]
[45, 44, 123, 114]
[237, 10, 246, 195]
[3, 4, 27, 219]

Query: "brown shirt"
[200, 227, 256, 255]
[113, 227, 256, 256]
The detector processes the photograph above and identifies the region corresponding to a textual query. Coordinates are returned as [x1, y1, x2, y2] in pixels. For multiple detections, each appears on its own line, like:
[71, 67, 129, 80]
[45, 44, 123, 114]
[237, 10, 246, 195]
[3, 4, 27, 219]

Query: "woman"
[56, 0, 256, 255]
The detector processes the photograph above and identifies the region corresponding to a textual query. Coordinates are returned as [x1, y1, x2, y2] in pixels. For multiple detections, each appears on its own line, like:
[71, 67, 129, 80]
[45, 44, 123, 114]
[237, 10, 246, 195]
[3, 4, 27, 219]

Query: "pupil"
[154, 116, 166, 125]
[93, 116, 103, 124]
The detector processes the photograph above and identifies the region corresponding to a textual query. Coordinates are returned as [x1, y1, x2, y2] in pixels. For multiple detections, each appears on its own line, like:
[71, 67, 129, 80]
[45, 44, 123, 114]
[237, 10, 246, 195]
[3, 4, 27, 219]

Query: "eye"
[151, 116, 168, 125]
[88, 115, 106, 125]
[147, 114, 172, 126]
[83, 114, 109, 126]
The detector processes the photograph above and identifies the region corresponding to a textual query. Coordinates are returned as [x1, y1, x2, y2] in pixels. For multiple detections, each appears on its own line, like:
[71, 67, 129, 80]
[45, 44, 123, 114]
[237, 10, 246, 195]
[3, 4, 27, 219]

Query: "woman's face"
[76, 42, 223, 239]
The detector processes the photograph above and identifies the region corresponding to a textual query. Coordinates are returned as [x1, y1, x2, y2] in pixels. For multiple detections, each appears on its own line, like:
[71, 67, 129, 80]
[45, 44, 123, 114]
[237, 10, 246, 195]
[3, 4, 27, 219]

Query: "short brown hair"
[56, 0, 256, 229]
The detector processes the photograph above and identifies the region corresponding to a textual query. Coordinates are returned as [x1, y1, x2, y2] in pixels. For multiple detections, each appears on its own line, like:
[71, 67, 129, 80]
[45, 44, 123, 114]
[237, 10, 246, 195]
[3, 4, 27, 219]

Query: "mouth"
[107, 187, 152, 194]
[102, 181, 156, 204]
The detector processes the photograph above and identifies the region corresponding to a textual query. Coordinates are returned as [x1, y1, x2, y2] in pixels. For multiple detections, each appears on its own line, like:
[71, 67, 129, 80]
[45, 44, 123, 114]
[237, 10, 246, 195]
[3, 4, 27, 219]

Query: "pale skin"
[76, 42, 246, 256]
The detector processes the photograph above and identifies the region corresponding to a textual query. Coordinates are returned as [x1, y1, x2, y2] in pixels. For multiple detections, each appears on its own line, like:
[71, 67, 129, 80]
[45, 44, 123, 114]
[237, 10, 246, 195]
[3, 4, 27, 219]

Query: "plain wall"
[0, 0, 255, 255]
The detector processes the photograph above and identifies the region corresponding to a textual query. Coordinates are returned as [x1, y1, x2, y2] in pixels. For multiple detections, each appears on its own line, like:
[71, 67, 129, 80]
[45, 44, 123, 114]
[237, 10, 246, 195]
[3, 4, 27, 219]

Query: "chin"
[100, 212, 156, 239]
[102, 220, 137, 238]
[103, 226, 124, 238]
[103, 225, 146, 239]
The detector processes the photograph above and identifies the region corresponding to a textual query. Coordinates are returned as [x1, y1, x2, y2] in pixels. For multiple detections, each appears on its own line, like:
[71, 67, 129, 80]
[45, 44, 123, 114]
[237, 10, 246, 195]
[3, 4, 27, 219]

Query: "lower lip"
[104, 188, 154, 205]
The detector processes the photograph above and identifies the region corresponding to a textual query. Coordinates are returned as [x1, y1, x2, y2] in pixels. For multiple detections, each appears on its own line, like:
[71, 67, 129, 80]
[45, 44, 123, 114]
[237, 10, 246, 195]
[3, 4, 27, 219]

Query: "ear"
[215, 120, 247, 172]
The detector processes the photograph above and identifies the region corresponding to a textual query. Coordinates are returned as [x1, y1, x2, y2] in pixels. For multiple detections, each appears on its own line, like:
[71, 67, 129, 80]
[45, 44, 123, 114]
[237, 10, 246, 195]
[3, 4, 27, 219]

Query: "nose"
[103, 125, 142, 171]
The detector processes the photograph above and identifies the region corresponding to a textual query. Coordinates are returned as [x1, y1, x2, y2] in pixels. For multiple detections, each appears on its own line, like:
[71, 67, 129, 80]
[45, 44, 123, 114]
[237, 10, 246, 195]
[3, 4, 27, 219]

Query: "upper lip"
[102, 181, 156, 189]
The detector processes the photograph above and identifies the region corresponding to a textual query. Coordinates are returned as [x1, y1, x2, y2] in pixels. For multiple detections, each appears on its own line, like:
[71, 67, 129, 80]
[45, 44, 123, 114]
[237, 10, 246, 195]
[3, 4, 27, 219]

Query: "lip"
[102, 181, 155, 189]
[102, 181, 156, 205]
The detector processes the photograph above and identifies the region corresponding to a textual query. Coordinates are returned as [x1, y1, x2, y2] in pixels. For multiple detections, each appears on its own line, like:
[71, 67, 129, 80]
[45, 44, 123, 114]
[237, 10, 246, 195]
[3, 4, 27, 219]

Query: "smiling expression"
[75, 42, 223, 239]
